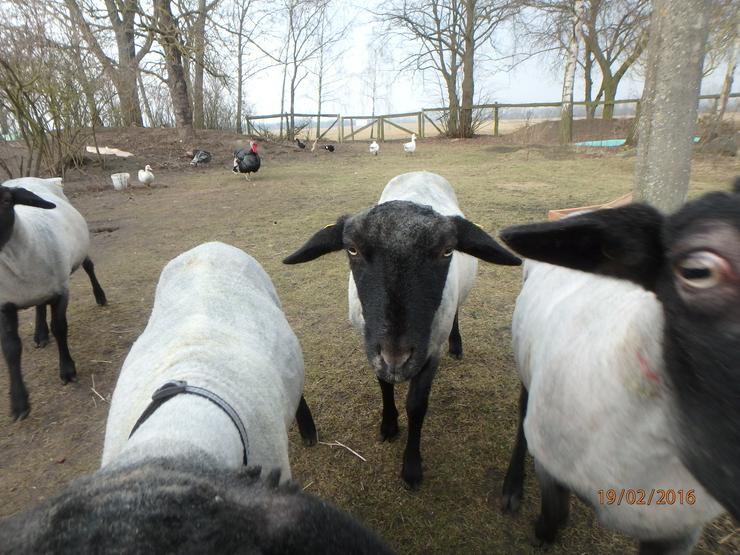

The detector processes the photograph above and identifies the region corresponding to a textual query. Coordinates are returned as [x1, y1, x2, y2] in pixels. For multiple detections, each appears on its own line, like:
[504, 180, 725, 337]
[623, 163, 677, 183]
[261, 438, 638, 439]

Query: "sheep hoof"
[401, 458, 423, 490]
[11, 403, 30, 422]
[379, 420, 399, 442]
[500, 489, 523, 513]
[34, 337, 49, 348]
[60, 366, 78, 384]
[448, 347, 463, 360]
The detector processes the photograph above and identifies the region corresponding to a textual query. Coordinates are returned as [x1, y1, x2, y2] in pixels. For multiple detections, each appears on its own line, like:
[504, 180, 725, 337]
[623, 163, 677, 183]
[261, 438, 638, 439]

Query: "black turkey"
[323, 145, 335, 152]
[233, 141, 261, 181]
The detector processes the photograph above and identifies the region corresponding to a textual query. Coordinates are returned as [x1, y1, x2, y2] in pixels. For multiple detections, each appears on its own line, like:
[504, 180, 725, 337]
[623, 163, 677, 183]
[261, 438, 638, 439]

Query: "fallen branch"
[319, 440, 367, 462]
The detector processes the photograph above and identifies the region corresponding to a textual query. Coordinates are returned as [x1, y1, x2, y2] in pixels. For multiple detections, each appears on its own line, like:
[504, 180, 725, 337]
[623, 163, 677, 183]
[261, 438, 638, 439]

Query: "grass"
[0, 138, 738, 554]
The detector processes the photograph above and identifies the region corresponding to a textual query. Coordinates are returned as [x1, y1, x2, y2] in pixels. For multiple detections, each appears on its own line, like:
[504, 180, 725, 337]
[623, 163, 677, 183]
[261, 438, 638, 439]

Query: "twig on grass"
[91, 375, 108, 403]
[319, 440, 367, 462]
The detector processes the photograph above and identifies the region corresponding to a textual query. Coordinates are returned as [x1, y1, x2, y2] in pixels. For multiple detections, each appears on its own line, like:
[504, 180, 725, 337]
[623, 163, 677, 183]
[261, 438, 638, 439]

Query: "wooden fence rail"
[242, 92, 739, 143]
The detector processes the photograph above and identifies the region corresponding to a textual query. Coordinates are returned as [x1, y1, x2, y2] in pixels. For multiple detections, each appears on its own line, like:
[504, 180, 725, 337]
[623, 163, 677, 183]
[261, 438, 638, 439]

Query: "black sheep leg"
[501, 384, 529, 512]
[34, 304, 50, 347]
[448, 310, 462, 359]
[1, 304, 28, 420]
[533, 462, 570, 545]
[378, 378, 399, 441]
[82, 257, 107, 306]
[50, 292, 77, 384]
[295, 394, 318, 446]
[401, 359, 438, 489]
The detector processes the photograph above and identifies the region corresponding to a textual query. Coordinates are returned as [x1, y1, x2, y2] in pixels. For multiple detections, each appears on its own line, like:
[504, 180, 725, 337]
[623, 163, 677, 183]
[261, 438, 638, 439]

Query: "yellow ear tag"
[473, 222, 485, 230]
[323, 223, 335, 230]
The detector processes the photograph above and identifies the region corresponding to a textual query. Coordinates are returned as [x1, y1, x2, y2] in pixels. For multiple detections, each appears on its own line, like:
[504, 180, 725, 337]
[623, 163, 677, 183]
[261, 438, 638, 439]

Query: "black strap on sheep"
[128, 380, 249, 466]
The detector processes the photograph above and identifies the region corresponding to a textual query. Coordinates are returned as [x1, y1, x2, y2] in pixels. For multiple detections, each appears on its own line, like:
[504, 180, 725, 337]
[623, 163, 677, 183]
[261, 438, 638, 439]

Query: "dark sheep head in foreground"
[0, 458, 394, 554]
[499, 179, 740, 551]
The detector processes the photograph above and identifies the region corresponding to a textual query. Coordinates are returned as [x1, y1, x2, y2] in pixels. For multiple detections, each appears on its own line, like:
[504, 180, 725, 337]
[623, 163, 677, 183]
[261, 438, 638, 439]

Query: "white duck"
[138, 164, 154, 186]
[369, 140, 380, 156]
[403, 133, 416, 155]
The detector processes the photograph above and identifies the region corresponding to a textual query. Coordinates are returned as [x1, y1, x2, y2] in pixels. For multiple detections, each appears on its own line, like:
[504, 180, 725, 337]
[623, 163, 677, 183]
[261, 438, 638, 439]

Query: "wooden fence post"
[339, 116, 344, 143]
[494, 103, 499, 137]
[418, 112, 423, 138]
[380, 117, 385, 142]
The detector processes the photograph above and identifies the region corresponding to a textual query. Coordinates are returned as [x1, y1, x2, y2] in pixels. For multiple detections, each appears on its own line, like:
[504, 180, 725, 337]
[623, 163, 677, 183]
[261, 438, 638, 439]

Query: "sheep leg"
[1, 304, 29, 421]
[448, 310, 463, 359]
[401, 360, 437, 489]
[49, 292, 77, 384]
[638, 531, 700, 555]
[378, 378, 399, 442]
[82, 257, 107, 306]
[532, 461, 570, 546]
[295, 394, 318, 447]
[34, 304, 50, 348]
[501, 384, 528, 512]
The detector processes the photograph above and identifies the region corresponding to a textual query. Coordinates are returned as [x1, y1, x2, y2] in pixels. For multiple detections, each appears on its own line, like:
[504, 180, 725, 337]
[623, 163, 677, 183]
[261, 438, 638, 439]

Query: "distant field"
[1, 135, 738, 554]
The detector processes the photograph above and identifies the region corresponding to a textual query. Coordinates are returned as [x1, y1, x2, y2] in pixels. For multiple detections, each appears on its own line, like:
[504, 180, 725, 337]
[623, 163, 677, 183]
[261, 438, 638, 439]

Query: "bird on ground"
[369, 140, 379, 156]
[138, 164, 154, 186]
[233, 141, 261, 181]
[189, 149, 212, 166]
[323, 144, 335, 152]
[404, 133, 416, 155]
[295, 138, 306, 149]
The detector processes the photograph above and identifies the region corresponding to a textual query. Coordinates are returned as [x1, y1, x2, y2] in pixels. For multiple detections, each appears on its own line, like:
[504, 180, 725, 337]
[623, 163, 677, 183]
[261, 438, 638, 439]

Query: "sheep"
[101, 241, 317, 475]
[0, 459, 394, 554]
[497, 183, 740, 553]
[0, 177, 106, 421]
[284, 171, 521, 488]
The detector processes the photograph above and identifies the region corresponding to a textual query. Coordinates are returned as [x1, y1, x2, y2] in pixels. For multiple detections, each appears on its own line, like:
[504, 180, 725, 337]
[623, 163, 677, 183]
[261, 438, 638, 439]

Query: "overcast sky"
[242, 8, 734, 118]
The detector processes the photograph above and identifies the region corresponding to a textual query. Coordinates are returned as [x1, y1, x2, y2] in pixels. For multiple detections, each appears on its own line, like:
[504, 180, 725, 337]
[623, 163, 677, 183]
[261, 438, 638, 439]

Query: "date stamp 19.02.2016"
[597, 489, 696, 506]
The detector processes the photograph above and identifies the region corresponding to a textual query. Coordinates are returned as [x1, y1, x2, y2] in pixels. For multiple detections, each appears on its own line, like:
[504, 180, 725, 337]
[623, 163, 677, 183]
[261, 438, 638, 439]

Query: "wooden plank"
[423, 113, 443, 135]
[318, 116, 339, 141]
[548, 192, 633, 221]
[384, 118, 416, 135]
[344, 119, 377, 141]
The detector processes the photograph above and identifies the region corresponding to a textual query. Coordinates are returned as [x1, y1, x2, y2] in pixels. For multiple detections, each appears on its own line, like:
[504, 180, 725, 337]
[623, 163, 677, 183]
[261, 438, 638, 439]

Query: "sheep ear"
[452, 217, 521, 266]
[500, 204, 665, 291]
[11, 187, 56, 209]
[283, 216, 347, 264]
[732, 176, 740, 194]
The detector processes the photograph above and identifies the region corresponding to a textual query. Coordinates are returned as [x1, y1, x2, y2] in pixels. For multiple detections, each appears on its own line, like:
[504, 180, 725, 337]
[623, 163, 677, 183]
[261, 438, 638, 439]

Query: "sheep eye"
[674, 251, 727, 289]
[347, 246, 359, 256]
[443, 248, 454, 257]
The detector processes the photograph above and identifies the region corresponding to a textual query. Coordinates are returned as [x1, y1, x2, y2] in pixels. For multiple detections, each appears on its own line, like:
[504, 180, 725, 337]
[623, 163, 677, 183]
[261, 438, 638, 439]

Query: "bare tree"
[153, 0, 195, 140]
[62, 0, 153, 127]
[582, 0, 650, 119]
[634, 0, 710, 213]
[559, 0, 584, 143]
[378, 0, 518, 138]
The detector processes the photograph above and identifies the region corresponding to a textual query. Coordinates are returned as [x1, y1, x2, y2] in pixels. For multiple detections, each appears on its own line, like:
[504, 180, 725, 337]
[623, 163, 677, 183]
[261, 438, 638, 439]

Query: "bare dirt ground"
[0, 128, 738, 554]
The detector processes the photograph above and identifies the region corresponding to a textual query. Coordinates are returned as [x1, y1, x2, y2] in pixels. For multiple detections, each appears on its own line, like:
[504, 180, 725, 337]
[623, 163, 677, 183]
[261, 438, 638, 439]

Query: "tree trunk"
[459, 0, 475, 138]
[708, 27, 739, 139]
[154, 0, 195, 141]
[192, 0, 207, 129]
[584, 46, 595, 119]
[634, 0, 710, 213]
[236, 18, 244, 134]
[138, 74, 155, 127]
[600, 76, 618, 120]
[560, 0, 584, 144]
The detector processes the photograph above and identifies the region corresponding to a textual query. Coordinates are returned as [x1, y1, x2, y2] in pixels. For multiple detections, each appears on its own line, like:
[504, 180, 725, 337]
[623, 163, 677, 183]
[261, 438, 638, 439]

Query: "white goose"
[138, 165, 154, 186]
[369, 140, 380, 156]
[403, 134, 416, 155]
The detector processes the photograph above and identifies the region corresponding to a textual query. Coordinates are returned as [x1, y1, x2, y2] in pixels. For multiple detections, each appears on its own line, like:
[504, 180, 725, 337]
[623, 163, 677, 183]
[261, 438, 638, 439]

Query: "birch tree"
[559, 0, 584, 144]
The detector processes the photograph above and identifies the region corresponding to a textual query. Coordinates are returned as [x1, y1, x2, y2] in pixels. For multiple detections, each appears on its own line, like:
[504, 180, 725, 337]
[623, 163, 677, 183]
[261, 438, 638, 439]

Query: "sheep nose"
[380, 346, 413, 369]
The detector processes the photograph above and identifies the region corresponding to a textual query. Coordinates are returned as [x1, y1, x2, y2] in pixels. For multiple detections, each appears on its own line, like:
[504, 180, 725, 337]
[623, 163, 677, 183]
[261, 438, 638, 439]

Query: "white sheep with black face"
[498, 183, 740, 553]
[102, 242, 317, 477]
[0, 177, 106, 421]
[284, 171, 521, 488]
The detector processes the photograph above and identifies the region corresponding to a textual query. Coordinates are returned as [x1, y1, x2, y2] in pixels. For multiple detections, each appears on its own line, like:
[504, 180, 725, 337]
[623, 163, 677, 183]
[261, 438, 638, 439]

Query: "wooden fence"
[243, 92, 739, 143]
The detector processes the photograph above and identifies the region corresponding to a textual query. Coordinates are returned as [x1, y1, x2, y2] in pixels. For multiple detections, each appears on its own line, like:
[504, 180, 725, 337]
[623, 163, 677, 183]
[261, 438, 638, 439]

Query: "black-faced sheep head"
[0, 185, 56, 250]
[499, 178, 740, 521]
[284, 200, 520, 383]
